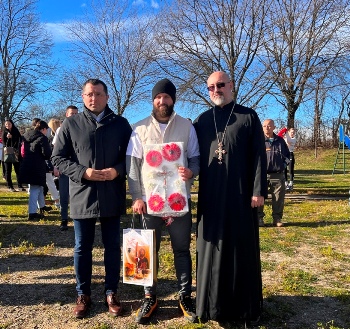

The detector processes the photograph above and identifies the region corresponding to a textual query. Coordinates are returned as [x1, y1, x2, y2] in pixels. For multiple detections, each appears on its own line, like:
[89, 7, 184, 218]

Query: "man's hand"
[100, 168, 118, 180]
[178, 166, 193, 181]
[251, 196, 264, 208]
[132, 199, 146, 214]
[53, 167, 60, 177]
[83, 168, 118, 181]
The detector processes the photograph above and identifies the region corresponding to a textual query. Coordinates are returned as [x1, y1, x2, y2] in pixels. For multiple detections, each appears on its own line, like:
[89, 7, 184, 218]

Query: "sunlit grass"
[1, 147, 350, 328]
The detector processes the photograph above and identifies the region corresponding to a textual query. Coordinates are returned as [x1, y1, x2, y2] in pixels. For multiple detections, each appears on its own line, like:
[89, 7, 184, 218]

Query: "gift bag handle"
[132, 212, 148, 230]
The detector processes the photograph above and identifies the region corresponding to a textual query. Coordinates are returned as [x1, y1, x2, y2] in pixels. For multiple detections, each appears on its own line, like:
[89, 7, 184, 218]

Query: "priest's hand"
[251, 196, 264, 208]
[178, 166, 193, 181]
[133, 199, 146, 214]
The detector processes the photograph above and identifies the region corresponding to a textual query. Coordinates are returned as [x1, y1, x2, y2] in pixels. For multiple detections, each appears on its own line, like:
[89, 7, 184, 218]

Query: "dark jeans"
[284, 152, 295, 182]
[59, 174, 69, 220]
[142, 200, 193, 297]
[4, 161, 22, 188]
[73, 216, 121, 296]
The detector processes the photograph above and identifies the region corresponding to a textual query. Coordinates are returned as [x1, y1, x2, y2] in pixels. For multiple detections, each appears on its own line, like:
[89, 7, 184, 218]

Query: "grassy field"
[1, 147, 350, 329]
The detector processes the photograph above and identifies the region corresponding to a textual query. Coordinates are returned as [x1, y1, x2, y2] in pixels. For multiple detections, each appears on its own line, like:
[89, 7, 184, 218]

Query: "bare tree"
[64, 0, 157, 116]
[154, 0, 271, 112]
[262, 0, 350, 128]
[0, 0, 55, 123]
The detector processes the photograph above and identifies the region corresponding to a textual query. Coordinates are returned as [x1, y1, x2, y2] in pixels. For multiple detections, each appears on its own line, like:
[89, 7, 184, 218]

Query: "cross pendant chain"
[213, 103, 235, 164]
[215, 142, 226, 164]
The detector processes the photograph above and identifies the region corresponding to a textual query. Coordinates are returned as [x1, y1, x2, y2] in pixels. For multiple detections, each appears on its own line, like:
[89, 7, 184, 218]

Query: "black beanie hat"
[152, 78, 176, 103]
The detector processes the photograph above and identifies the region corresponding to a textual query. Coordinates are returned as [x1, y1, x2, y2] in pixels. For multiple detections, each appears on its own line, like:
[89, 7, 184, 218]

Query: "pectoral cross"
[215, 142, 226, 164]
[156, 165, 174, 192]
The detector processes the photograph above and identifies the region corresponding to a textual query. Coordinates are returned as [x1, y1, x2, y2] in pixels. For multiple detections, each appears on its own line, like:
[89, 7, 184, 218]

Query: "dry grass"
[1, 148, 350, 329]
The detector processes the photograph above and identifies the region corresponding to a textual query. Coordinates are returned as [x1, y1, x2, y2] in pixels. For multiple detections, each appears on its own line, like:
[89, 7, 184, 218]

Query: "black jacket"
[51, 106, 132, 219]
[19, 129, 52, 186]
[2, 125, 22, 160]
[264, 133, 290, 174]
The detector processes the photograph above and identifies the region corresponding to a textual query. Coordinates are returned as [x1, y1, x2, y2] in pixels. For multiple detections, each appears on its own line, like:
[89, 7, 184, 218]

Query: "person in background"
[52, 79, 132, 319]
[20, 120, 52, 220]
[52, 106, 78, 231]
[45, 118, 62, 209]
[193, 71, 267, 326]
[258, 119, 290, 227]
[0, 129, 5, 180]
[2, 119, 25, 191]
[126, 78, 200, 324]
[278, 126, 296, 191]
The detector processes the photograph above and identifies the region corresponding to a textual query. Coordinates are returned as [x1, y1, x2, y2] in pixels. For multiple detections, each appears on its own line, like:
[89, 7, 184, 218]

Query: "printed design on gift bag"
[142, 142, 188, 224]
[123, 215, 156, 286]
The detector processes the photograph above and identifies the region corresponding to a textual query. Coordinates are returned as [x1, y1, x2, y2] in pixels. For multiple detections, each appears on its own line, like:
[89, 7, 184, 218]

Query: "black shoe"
[40, 206, 53, 214]
[60, 220, 68, 231]
[179, 295, 197, 323]
[8, 187, 16, 192]
[28, 213, 44, 220]
[18, 186, 26, 191]
[135, 295, 157, 324]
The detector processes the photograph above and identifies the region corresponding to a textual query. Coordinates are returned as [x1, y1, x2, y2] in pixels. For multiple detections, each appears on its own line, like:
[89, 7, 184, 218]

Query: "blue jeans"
[142, 200, 193, 297]
[73, 216, 121, 296]
[59, 174, 69, 220]
[28, 185, 45, 213]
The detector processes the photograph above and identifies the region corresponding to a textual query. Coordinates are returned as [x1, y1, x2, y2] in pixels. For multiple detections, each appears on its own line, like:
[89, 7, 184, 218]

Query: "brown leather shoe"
[73, 294, 91, 319]
[105, 293, 122, 317]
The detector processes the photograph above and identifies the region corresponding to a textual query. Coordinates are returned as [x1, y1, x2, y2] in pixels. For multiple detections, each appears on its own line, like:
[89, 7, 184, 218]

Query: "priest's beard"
[212, 94, 226, 106]
[152, 103, 174, 120]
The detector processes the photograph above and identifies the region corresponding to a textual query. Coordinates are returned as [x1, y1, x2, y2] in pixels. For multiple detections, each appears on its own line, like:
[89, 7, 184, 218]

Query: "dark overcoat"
[51, 106, 132, 219]
[19, 129, 52, 186]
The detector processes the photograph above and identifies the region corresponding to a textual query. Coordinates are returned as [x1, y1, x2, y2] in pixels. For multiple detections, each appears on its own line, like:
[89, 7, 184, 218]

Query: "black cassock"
[193, 101, 267, 322]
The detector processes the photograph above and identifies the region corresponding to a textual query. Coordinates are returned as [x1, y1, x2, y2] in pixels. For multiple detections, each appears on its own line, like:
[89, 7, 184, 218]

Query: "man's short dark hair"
[82, 79, 108, 95]
[66, 105, 78, 113]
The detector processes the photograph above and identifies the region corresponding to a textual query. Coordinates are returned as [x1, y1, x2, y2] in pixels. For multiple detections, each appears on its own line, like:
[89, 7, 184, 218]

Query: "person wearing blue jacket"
[52, 79, 132, 319]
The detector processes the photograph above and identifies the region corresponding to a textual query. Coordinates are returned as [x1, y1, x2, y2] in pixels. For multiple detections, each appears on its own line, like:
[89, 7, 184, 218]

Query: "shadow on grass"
[260, 295, 350, 329]
[0, 195, 28, 206]
[260, 220, 350, 229]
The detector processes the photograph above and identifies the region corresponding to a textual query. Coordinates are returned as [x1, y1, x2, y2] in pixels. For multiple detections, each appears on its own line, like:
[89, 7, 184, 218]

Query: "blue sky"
[35, 0, 175, 123]
[34, 1, 293, 125]
[36, 0, 160, 42]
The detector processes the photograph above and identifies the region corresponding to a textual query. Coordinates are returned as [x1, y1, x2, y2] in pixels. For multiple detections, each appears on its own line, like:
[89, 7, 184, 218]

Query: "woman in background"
[20, 120, 52, 220]
[46, 118, 62, 208]
[2, 119, 24, 191]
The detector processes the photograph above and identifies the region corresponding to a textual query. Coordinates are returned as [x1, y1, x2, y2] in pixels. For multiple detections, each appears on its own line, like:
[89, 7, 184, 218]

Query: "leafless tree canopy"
[0, 0, 55, 123]
[64, 0, 157, 115]
[154, 0, 271, 110]
[261, 0, 350, 127]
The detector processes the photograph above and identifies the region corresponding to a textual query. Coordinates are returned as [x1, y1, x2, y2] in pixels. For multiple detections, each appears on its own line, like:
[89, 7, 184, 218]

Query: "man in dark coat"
[52, 79, 132, 319]
[193, 71, 267, 325]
